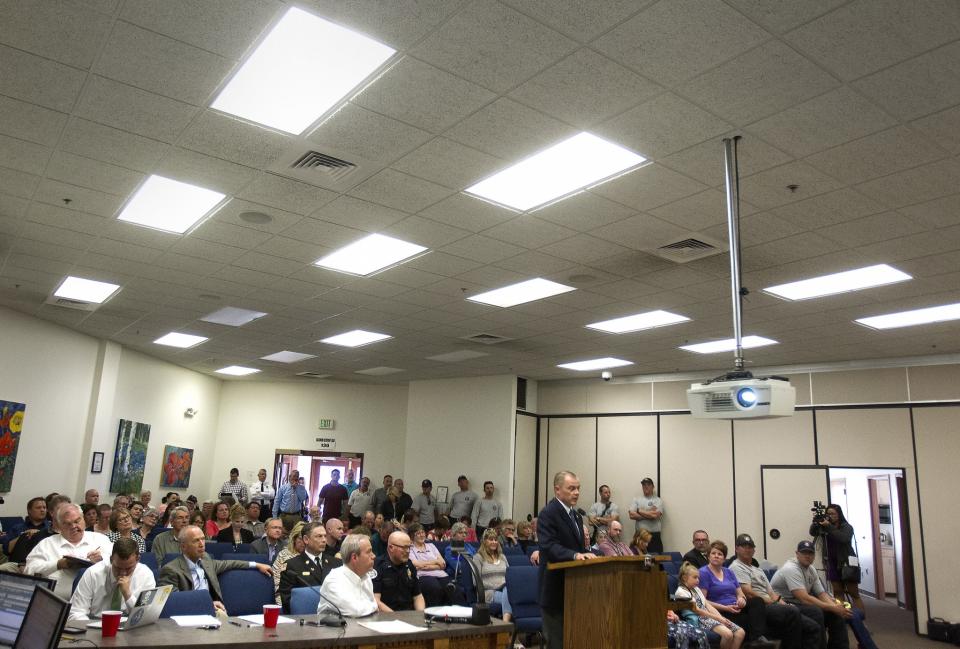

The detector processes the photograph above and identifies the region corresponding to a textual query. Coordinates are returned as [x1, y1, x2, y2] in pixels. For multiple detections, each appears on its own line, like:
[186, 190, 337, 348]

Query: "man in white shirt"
[448, 476, 478, 521]
[26, 503, 112, 599]
[347, 476, 372, 528]
[318, 534, 378, 617]
[249, 468, 275, 522]
[69, 538, 155, 621]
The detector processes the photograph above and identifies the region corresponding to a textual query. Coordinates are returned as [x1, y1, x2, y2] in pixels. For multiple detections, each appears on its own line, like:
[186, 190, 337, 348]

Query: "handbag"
[841, 533, 861, 584]
[927, 617, 960, 643]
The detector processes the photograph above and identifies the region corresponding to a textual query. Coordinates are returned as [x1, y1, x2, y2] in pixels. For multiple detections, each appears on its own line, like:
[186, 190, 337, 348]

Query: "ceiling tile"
[211, 199, 303, 234]
[496, 251, 578, 275]
[509, 48, 662, 127]
[279, 217, 366, 248]
[191, 219, 273, 249]
[45, 151, 144, 197]
[724, 0, 847, 34]
[681, 41, 840, 125]
[412, 0, 577, 93]
[912, 105, 960, 156]
[854, 158, 960, 209]
[739, 161, 844, 209]
[25, 202, 108, 236]
[658, 134, 792, 187]
[592, 164, 707, 212]
[483, 216, 578, 249]
[0, 94, 68, 148]
[786, 0, 960, 81]
[311, 196, 408, 232]
[302, 0, 464, 49]
[590, 213, 691, 251]
[179, 111, 291, 169]
[0, 134, 49, 176]
[383, 215, 473, 249]
[500, 0, 647, 42]
[33, 178, 122, 217]
[539, 234, 631, 264]
[0, 0, 111, 68]
[307, 102, 433, 165]
[255, 235, 323, 264]
[593, 0, 769, 85]
[650, 188, 734, 231]
[236, 172, 337, 215]
[0, 44, 86, 112]
[819, 211, 927, 247]
[440, 234, 525, 263]
[804, 126, 947, 185]
[770, 188, 885, 230]
[534, 191, 635, 232]
[595, 92, 730, 159]
[353, 56, 495, 133]
[419, 193, 516, 233]
[154, 147, 258, 195]
[59, 118, 170, 173]
[347, 168, 451, 213]
[405, 251, 483, 276]
[897, 193, 960, 229]
[444, 97, 576, 160]
[392, 138, 502, 191]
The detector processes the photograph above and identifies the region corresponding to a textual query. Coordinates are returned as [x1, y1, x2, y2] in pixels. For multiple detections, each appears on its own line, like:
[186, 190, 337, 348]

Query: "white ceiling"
[2, 0, 960, 384]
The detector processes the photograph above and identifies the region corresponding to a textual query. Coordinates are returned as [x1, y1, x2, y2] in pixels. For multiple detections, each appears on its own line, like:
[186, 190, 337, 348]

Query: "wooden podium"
[548, 556, 669, 649]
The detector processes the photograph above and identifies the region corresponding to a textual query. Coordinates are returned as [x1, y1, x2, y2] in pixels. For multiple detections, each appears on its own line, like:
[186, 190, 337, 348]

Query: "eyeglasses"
[389, 543, 411, 550]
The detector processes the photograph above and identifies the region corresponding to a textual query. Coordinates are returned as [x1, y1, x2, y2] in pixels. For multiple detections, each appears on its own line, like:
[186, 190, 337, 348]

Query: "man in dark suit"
[158, 525, 271, 613]
[537, 470, 597, 649]
[277, 521, 340, 612]
[250, 518, 286, 564]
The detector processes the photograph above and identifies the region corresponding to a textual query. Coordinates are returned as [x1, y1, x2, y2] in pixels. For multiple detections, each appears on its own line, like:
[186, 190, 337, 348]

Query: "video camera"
[810, 500, 827, 525]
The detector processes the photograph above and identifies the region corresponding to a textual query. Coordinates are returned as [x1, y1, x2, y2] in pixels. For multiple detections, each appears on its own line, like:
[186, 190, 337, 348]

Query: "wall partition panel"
[912, 406, 960, 623]
[546, 417, 597, 513]
[596, 416, 658, 519]
[513, 413, 538, 522]
[659, 414, 735, 552]
[815, 408, 927, 631]
[733, 411, 816, 545]
[537, 420, 549, 510]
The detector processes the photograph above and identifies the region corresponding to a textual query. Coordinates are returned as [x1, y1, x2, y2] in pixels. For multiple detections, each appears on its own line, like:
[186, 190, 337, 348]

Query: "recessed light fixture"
[557, 357, 634, 372]
[215, 365, 261, 376]
[261, 351, 317, 363]
[320, 329, 392, 348]
[764, 264, 912, 301]
[117, 175, 226, 234]
[314, 233, 428, 276]
[855, 302, 960, 330]
[465, 132, 647, 211]
[680, 335, 778, 354]
[201, 306, 269, 327]
[355, 366, 404, 375]
[54, 276, 120, 304]
[211, 7, 396, 134]
[587, 310, 690, 334]
[467, 278, 576, 308]
[153, 332, 208, 348]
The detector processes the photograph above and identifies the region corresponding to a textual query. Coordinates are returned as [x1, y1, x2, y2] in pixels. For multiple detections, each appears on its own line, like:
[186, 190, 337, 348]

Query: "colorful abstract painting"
[109, 419, 150, 495]
[0, 400, 26, 492]
[160, 445, 193, 489]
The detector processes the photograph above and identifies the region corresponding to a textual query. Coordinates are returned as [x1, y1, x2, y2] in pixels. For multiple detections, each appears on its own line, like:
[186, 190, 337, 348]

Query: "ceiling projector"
[687, 374, 796, 419]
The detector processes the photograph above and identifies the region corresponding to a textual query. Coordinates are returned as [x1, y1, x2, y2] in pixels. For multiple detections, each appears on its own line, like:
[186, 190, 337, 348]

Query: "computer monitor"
[13, 587, 69, 649]
[0, 573, 56, 647]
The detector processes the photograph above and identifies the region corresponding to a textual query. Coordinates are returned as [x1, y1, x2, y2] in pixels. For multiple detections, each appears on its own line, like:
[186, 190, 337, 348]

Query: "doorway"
[274, 450, 363, 513]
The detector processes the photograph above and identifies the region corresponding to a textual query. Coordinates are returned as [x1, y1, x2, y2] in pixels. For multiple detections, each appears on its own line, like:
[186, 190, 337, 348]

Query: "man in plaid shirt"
[219, 468, 249, 505]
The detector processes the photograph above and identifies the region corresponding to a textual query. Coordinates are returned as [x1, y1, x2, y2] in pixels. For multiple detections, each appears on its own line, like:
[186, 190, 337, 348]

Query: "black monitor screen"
[0, 574, 56, 647]
[13, 587, 69, 649]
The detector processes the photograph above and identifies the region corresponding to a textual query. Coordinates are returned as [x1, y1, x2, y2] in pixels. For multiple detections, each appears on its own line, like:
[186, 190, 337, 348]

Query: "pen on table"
[228, 620, 243, 627]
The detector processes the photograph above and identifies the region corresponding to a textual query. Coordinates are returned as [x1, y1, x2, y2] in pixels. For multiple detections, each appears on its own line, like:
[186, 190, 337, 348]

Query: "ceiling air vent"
[290, 150, 357, 181]
[43, 295, 100, 312]
[461, 332, 513, 345]
[651, 234, 726, 264]
[296, 371, 331, 379]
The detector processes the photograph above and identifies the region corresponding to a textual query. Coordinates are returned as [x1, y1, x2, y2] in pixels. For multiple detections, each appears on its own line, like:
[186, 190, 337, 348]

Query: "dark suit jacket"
[215, 527, 255, 544]
[250, 537, 287, 559]
[277, 552, 341, 612]
[157, 554, 250, 602]
[683, 548, 708, 568]
[537, 498, 584, 611]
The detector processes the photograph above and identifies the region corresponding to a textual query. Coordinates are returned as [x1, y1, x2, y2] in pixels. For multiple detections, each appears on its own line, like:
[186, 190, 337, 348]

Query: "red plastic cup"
[101, 610, 122, 637]
[263, 604, 280, 628]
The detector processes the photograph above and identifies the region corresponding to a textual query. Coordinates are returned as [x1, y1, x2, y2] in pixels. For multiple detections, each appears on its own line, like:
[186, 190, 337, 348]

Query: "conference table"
[61, 612, 512, 649]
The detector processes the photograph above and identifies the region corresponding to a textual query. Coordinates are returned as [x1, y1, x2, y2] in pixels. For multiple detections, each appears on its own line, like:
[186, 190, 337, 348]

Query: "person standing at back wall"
[629, 477, 664, 554]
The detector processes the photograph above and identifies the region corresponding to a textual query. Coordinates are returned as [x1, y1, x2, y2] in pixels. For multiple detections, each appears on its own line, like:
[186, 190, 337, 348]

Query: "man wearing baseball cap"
[731, 534, 819, 649]
[411, 479, 438, 532]
[770, 540, 852, 649]
[628, 477, 664, 553]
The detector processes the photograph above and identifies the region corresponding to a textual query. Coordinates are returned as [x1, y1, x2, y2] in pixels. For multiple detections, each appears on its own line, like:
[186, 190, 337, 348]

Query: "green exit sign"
[318, 419, 335, 430]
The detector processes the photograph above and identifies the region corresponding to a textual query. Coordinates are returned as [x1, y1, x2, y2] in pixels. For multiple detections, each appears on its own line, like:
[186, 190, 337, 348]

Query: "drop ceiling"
[1, 0, 960, 383]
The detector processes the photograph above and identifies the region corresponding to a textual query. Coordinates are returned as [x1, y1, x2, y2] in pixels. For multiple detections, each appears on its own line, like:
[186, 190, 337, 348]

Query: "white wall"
[405, 375, 516, 517]
[214, 381, 408, 500]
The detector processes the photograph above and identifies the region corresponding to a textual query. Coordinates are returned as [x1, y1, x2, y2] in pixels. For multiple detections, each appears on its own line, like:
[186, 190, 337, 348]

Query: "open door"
[761, 466, 829, 566]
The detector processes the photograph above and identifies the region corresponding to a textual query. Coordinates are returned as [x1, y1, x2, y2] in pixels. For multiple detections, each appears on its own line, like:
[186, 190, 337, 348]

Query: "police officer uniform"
[372, 556, 421, 611]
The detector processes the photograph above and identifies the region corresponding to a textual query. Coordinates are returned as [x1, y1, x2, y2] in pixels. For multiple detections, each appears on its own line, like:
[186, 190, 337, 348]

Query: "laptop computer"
[84, 585, 173, 631]
[0, 573, 57, 648]
[13, 587, 69, 649]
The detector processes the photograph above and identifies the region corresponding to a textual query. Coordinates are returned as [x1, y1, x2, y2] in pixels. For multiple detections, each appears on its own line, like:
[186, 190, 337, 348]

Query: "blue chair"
[667, 573, 678, 597]
[506, 566, 542, 647]
[139, 553, 158, 571]
[445, 555, 477, 604]
[219, 543, 253, 555]
[667, 551, 683, 563]
[203, 542, 228, 558]
[219, 569, 275, 615]
[229, 553, 268, 564]
[163, 553, 181, 566]
[662, 561, 679, 575]
[145, 528, 164, 553]
[290, 587, 321, 614]
[160, 590, 216, 618]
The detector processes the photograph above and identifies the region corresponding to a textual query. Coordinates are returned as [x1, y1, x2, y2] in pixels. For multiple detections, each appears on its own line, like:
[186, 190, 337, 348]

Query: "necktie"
[110, 584, 122, 610]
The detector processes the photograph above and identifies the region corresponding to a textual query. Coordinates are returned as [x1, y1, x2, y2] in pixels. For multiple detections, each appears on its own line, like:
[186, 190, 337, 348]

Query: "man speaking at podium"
[538, 470, 597, 649]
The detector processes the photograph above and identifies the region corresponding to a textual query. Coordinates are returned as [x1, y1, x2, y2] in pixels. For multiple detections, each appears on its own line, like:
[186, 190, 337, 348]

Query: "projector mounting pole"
[722, 136, 745, 372]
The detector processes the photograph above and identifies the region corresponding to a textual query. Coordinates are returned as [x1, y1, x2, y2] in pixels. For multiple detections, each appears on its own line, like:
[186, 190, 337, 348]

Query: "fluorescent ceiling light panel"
[117, 175, 226, 234]
[680, 335, 778, 354]
[426, 350, 489, 363]
[856, 302, 960, 330]
[467, 278, 575, 308]
[314, 233, 428, 276]
[764, 264, 912, 301]
[153, 332, 208, 348]
[261, 351, 317, 363]
[54, 276, 120, 304]
[201, 306, 269, 327]
[587, 310, 690, 334]
[215, 365, 261, 376]
[320, 329, 392, 347]
[211, 7, 396, 134]
[355, 366, 404, 376]
[557, 357, 634, 372]
[465, 132, 646, 211]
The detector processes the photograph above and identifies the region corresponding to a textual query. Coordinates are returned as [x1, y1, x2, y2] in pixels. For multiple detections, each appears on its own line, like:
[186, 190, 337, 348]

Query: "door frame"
[760, 464, 830, 560]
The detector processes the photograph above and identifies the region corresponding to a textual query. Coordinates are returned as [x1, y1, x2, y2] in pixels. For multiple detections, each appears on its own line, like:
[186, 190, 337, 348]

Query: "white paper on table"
[170, 615, 221, 627]
[423, 605, 474, 618]
[358, 620, 425, 634]
[236, 614, 297, 626]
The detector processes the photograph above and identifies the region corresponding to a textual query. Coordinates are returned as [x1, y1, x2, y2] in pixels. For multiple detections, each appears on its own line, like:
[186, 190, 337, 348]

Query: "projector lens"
[736, 387, 758, 409]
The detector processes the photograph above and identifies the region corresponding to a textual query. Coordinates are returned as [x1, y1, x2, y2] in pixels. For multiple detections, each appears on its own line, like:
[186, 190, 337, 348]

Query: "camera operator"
[809, 503, 864, 616]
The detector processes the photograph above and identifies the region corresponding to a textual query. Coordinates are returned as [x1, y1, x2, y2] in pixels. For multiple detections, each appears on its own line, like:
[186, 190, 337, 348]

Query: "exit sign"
[318, 419, 335, 430]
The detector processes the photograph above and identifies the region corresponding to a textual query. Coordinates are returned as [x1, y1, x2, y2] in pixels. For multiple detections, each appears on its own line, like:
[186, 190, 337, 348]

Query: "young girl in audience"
[675, 562, 744, 649]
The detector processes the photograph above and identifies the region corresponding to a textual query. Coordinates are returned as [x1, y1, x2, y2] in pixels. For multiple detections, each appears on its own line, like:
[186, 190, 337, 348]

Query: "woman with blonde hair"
[630, 528, 652, 555]
[215, 503, 254, 544]
[675, 562, 744, 649]
[272, 521, 306, 605]
[471, 529, 513, 622]
[107, 508, 146, 554]
[380, 487, 401, 521]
